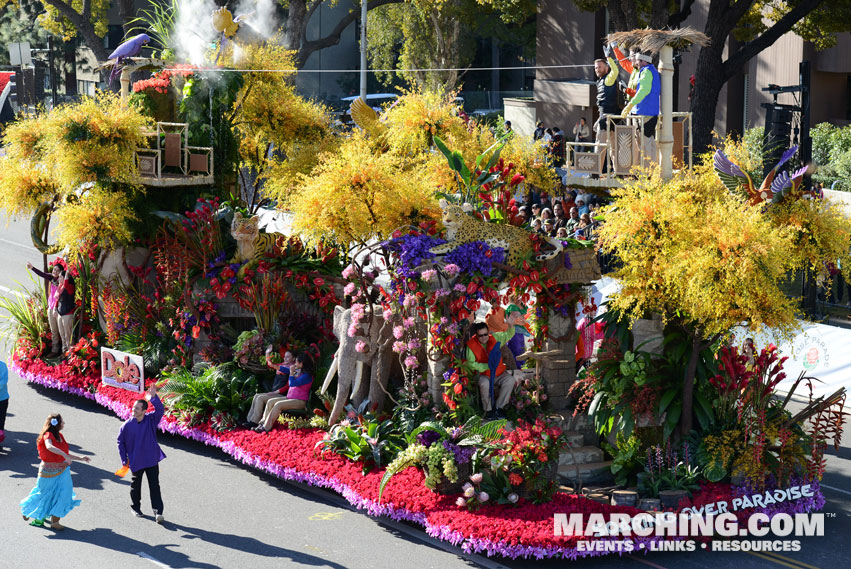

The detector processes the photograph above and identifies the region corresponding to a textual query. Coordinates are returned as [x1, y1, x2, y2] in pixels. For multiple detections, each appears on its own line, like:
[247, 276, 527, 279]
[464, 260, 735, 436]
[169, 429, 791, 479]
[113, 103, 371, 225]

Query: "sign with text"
[101, 347, 144, 392]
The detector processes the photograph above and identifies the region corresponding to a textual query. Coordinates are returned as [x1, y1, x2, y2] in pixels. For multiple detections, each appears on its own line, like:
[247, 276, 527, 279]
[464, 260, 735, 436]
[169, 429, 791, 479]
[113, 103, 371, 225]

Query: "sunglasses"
[477, 333, 489, 339]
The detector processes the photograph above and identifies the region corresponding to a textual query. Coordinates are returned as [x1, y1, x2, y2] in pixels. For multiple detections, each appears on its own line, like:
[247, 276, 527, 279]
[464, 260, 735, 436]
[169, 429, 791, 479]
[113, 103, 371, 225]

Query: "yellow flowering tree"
[225, 42, 334, 209]
[287, 130, 439, 246]
[284, 89, 555, 245]
[0, 93, 149, 253]
[597, 154, 851, 434]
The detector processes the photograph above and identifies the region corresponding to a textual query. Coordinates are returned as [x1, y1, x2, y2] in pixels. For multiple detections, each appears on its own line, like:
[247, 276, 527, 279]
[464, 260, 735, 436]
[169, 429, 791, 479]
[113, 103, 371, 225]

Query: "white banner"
[101, 347, 145, 392]
[733, 322, 851, 409]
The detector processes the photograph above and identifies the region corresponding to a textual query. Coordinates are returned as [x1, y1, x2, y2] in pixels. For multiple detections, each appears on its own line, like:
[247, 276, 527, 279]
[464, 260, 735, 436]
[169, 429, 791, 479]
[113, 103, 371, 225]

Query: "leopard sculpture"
[429, 199, 563, 266]
[231, 212, 285, 271]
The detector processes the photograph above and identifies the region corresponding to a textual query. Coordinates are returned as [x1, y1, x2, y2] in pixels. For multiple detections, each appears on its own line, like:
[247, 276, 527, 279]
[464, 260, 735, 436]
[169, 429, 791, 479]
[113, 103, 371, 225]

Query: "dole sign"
[101, 347, 145, 392]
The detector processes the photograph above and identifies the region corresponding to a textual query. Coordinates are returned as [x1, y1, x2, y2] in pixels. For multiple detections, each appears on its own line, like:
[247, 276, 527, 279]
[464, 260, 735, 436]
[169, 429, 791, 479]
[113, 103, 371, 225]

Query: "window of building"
[743, 74, 750, 131]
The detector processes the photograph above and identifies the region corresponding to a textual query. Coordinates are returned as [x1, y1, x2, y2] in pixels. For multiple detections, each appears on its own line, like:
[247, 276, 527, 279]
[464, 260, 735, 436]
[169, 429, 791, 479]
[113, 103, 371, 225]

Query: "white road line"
[136, 552, 173, 568]
[821, 483, 851, 497]
[0, 284, 25, 298]
[0, 237, 32, 250]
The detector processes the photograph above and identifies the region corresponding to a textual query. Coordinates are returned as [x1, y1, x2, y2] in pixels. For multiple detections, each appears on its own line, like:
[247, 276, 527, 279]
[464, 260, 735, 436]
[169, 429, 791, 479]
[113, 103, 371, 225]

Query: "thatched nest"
[606, 28, 709, 55]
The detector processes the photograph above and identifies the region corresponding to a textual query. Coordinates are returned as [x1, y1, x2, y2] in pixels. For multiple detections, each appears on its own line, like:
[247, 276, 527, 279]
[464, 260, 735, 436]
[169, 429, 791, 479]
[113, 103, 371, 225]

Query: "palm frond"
[606, 27, 710, 55]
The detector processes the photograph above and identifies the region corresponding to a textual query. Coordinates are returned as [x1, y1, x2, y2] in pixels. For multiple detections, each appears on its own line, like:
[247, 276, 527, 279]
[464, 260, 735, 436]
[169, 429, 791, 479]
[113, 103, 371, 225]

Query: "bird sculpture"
[212, 7, 252, 63]
[349, 97, 388, 140]
[713, 145, 810, 205]
[107, 33, 151, 84]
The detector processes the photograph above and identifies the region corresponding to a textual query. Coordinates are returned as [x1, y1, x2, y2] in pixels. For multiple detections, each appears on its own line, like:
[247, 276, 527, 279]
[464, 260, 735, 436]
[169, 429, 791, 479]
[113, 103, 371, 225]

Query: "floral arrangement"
[65, 331, 103, 384]
[11, 354, 829, 560]
[492, 418, 567, 504]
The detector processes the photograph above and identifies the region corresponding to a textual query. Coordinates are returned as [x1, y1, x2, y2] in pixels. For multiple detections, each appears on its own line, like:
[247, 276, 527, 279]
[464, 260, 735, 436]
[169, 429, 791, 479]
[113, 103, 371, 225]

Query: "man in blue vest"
[621, 52, 660, 164]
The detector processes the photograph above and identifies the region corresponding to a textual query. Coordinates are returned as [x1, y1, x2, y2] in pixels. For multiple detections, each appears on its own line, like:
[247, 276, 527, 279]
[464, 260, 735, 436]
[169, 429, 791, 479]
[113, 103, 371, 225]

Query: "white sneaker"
[155, 513, 164, 524]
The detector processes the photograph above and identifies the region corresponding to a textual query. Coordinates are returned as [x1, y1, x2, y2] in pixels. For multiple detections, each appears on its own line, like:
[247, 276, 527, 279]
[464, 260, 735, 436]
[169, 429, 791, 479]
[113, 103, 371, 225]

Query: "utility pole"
[359, 0, 367, 99]
[48, 36, 57, 108]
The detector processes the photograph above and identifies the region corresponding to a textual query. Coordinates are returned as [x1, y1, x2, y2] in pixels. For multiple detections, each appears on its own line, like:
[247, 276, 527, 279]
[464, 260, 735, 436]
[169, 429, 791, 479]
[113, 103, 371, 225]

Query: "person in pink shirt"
[27, 262, 73, 355]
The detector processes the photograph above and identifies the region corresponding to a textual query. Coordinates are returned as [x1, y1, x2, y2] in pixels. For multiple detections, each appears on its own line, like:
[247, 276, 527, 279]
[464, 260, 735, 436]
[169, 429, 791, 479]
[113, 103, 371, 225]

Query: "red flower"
[509, 473, 524, 485]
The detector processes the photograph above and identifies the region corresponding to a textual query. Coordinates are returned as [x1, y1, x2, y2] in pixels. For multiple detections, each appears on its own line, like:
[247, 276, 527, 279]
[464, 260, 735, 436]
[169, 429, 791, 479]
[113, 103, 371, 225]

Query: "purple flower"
[385, 234, 446, 279]
[417, 430, 441, 448]
[443, 241, 505, 277]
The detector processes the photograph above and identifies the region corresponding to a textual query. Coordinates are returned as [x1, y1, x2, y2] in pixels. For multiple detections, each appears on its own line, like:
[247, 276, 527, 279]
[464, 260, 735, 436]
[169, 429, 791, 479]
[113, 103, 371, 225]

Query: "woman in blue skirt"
[21, 413, 91, 530]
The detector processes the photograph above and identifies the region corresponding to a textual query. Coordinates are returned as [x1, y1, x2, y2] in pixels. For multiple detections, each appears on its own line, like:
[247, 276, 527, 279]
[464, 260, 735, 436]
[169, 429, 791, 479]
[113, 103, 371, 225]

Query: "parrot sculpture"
[713, 145, 810, 206]
[107, 33, 151, 84]
[212, 7, 251, 63]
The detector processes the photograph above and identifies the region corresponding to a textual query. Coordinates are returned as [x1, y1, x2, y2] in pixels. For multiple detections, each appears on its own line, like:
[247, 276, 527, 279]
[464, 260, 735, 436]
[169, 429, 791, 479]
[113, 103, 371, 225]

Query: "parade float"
[0, 20, 846, 559]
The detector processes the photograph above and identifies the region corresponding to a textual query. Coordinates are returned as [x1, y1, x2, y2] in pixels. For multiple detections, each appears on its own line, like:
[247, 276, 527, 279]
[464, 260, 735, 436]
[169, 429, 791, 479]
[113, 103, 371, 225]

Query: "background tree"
[0, 0, 49, 65]
[366, 0, 535, 93]
[572, 0, 851, 155]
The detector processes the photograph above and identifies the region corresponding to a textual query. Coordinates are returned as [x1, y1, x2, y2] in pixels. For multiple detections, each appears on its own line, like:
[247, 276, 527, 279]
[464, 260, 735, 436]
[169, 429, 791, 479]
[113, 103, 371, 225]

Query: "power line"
[162, 63, 595, 74]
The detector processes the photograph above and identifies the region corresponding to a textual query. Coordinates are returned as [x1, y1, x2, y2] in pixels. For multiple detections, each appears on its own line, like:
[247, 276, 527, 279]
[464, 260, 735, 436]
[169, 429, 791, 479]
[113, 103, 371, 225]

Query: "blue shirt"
[0, 361, 8, 401]
[117, 395, 166, 472]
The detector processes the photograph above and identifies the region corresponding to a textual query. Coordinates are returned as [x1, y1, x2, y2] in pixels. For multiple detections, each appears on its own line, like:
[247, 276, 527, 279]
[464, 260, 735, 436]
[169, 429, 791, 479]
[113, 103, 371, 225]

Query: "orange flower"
[508, 473, 523, 485]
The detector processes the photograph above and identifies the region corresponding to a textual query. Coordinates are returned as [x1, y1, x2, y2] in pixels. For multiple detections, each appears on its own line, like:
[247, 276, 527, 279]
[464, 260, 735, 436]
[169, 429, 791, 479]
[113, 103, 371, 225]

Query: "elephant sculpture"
[321, 304, 428, 424]
[321, 304, 396, 425]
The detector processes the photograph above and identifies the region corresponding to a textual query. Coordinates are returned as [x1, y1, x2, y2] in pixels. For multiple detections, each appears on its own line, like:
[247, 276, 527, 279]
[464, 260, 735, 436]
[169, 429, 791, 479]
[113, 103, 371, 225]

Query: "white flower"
[507, 493, 519, 504]
[478, 492, 489, 502]
[455, 497, 466, 507]
[464, 486, 475, 498]
[470, 472, 483, 484]
[462, 482, 473, 493]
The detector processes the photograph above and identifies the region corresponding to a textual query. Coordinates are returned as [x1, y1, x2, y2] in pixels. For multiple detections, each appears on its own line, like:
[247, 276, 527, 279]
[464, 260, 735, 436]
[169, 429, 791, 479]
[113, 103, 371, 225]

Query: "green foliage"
[158, 362, 258, 424]
[317, 415, 406, 475]
[0, 277, 47, 350]
[0, 0, 48, 66]
[124, 0, 179, 58]
[179, 72, 243, 191]
[811, 122, 851, 191]
[604, 433, 643, 488]
[114, 329, 177, 378]
[637, 442, 701, 498]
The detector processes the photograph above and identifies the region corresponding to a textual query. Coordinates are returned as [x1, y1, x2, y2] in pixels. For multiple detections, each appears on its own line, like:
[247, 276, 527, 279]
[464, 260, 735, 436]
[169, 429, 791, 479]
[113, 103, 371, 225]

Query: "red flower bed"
[9, 348, 826, 559]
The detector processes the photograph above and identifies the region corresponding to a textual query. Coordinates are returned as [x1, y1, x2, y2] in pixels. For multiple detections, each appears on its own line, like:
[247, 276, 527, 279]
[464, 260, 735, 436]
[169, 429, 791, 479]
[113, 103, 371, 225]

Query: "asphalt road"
[1, 215, 850, 569]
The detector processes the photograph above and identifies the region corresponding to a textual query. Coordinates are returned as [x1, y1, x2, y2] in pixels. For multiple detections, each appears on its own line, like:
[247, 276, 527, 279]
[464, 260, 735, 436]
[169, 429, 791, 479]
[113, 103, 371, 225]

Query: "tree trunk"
[41, 0, 110, 65]
[689, 42, 725, 156]
[283, 0, 309, 55]
[116, 0, 136, 38]
[680, 333, 701, 436]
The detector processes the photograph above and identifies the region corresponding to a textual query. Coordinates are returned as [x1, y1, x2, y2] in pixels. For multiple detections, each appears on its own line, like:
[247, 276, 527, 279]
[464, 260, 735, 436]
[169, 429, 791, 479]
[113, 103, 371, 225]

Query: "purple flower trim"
[12, 361, 828, 561]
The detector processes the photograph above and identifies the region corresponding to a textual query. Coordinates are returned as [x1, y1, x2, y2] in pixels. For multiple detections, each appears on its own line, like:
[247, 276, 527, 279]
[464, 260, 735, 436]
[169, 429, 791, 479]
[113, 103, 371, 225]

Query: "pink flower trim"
[9, 351, 826, 560]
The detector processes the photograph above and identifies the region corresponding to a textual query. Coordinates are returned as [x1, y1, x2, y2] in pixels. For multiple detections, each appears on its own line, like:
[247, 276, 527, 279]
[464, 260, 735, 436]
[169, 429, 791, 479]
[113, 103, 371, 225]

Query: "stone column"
[540, 311, 577, 412]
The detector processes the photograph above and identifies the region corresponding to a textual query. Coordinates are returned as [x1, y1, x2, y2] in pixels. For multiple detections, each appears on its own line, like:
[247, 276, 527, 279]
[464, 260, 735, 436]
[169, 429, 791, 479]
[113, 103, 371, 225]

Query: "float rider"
[621, 51, 661, 164]
[594, 45, 621, 145]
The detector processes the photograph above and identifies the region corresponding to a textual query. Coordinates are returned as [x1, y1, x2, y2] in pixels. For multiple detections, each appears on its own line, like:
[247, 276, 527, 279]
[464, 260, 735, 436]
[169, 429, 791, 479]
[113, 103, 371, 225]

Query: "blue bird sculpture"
[107, 33, 151, 84]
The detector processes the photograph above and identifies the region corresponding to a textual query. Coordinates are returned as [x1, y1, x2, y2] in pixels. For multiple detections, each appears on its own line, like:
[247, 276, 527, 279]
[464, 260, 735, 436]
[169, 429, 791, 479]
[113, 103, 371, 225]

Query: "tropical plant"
[596, 147, 851, 435]
[637, 441, 701, 498]
[315, 414, 406, 475]
[157, 363, 258, 426]
[604, 433, 644, 488]
[0, 93, 149, 254]
[124, 0, 178, 58]
[0, 277, 47, 351]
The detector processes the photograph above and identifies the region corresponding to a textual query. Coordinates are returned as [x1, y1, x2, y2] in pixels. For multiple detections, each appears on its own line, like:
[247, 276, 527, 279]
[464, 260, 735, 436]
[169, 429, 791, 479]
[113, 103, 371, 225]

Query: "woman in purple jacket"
[117, 384, 167, 523]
